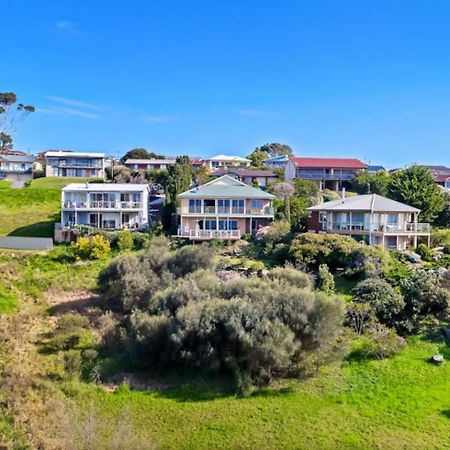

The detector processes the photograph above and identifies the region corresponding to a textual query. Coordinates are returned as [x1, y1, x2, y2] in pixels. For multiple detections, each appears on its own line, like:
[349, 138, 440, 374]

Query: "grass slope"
[0, 177, 93, 237]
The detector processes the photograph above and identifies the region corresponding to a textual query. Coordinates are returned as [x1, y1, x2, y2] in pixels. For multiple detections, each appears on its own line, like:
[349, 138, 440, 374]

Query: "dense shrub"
[71, 235, 111, 260]
[263, 221, 292, 250]
[352, 278, 404, 327]
[361, 323, 406, 359]
[416, 243, 434, 262]
[117, 230, 134, 251]
[316, 264, 335, 293]
[48, 314, 94, 351]
[345, 245, 392, 279]
[345, 302, 373, 335]
[99, 248, 346, 391]
[132, 232, 150, 250]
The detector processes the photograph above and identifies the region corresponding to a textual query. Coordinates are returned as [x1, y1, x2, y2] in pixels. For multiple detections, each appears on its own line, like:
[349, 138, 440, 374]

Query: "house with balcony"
[175, 175, 275, 240]
[60, 183, 150, 230]
[422, 165, 450, 190]
[263, 155, 289, 169]
[124, 158, 176, 171]
[285, 157, 367, 190]
[44, 151, 106, 178]
[210, 168, 278, 188]
[205, 154, 251, 169]
[0, 153, 35, 176]
[307, 193, 430, 250]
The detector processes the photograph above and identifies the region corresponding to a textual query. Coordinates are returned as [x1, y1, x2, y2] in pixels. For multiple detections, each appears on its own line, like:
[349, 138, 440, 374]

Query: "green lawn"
[69, 336, 450, 449]
[0, 180, 12, 189]
[27, 176, 94, 189]
[0, 177, 97, 237]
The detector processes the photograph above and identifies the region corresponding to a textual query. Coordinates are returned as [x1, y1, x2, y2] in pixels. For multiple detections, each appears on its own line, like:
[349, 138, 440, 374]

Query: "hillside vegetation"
[0, 177, 92, 237]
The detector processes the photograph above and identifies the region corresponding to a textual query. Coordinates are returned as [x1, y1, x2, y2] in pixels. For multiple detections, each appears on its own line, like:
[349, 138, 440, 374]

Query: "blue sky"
[3, 0, 450, 167]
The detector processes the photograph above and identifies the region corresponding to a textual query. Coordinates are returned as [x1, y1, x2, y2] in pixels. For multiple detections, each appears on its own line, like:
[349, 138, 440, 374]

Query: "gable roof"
[45, 151, 106, 158]
[290, 157, 367, 169]
[124, 158, 176, 165]
[178, 175, 275, 199]
[208, 154, 251, 163]
[307, 194, 420, 213]
[211, 168, 277, 178]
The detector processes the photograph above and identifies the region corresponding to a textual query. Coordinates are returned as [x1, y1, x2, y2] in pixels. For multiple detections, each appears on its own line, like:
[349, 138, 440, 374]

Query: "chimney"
[342, 187, 346, 203]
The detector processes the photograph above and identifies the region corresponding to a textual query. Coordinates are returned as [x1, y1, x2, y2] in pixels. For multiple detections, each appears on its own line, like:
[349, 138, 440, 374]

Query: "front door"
[89, 213, 102, 228]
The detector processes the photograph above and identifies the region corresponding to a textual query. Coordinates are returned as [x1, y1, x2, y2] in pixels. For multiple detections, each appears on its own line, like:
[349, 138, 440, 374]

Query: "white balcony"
[325, 222, 430, 234]
[175, 229, 241, 240]
[62, 201, 142, 210]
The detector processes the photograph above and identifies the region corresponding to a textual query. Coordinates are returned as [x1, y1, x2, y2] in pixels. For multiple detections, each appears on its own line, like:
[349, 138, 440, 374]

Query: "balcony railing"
[179, 206, 274, 215]
[296, 170, 358, 180]
[63, 201, 142, 209]
[325, 222, 430, 233]
[176, 229, 241, 240]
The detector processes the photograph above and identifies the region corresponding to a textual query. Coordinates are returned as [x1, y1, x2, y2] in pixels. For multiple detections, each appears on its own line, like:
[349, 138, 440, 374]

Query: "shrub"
[352, 279, 404, 328]
[266, 266, 311, 290]
[345, 302, 373, 335]
[71, 235, 111, 260]
[361, 324, 406, 359]
[264, 221, 292, 250]
[316, 264, 335, 293]
[132, 232, 150, 250]
[117, 231, 134, 251]
[64, 350, 82, 379]
[416, 243, 434, 262]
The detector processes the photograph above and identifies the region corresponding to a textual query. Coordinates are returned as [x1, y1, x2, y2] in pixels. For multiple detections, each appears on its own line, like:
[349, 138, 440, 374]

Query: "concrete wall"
[0, 236, 53, 250]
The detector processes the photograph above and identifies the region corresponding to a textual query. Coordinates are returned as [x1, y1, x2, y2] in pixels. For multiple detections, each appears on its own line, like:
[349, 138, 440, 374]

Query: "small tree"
[316, 264, 335, 293]
[273, 182, 295, 223]
[117, 230, 134, 251]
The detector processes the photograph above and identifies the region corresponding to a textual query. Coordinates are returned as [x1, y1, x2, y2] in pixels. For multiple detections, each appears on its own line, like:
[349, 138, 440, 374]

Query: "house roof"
[307, 194, 420, 213]
[208, 154, 251, 163]
[290, 157, 367, 169]
[62, 183, 149, 192]
[178, 175, 275, 199]
[211, 168, 277, 178]
[435, 174, 450, 182]
[46, 151, 106, 158]
[264, 155, 289, 162]
[124, 158, 176, 165]
[367, 165, 386, 172]
[0, 154, 35, 163]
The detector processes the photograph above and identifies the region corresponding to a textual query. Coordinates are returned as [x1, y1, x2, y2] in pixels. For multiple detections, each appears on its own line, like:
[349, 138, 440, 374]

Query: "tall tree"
[273, 182, 295, 223]
[120, 148, 164, 162]
[388, 165, 445, 223]
[254, 143, 293, 157]
[163, 156, 194, 230]
[351, 171, 390, 196]
[0, 92, 35, 150]
[246, 149, 268, 168]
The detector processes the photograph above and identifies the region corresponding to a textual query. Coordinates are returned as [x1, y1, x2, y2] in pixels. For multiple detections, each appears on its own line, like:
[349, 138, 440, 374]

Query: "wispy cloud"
[54, 20, 83, 36]
[46, 95, 102, 111]
[141, 114, 173, 124]
[236, 109, 270, 117]
[38, 106, 101, 120]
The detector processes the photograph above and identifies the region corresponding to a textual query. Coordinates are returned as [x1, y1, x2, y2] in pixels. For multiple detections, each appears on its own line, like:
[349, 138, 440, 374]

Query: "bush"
[352, 278, 404, 328]
[345, 302, 373, 335]
[71, 235, 111, 260]
[316, 264, 335, 293]
[361, 324, 406, 359]
[264, 221, 292, 250]
[64, 350, 82, 379]
[117, 230, 134, 251]
[99, 243, 347, 391]
[132, 232, 150, 250]
[49, 314, 94, 351]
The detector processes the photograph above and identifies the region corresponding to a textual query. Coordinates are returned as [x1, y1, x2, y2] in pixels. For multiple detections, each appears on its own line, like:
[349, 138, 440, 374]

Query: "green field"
[0, 177, 93, 237]
[0, 180, 12, 189]
[1, 249, 450, 449]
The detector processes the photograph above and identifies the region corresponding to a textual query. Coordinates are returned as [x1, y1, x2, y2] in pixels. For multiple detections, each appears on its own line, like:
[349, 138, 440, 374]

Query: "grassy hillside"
[1, 249, 450, 449]
[0, 177, 93, 237]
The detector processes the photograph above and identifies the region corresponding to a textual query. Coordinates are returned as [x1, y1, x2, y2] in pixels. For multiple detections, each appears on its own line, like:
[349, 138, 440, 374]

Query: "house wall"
[307, 211, 322, 232]
[284, 160, 296, 181]
[179, 197, 272, 213]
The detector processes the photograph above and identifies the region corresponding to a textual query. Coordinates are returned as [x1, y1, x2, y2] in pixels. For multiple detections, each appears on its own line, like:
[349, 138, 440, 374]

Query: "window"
[218, 199, 230, 214]
[205, 220, 217, 230]
[319, 212, 327, 223]
[250, 199, 263, 210]
[232, 199, 244, 214]
[218, 219, 238, 230]
[189, 199, 202, 213]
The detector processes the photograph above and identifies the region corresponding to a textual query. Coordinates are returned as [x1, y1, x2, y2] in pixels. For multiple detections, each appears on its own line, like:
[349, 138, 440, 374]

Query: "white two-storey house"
[61, 183, 150, 230]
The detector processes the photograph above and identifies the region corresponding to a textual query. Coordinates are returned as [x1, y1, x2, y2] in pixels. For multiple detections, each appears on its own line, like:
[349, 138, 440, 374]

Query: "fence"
[0, 236, 54, 251]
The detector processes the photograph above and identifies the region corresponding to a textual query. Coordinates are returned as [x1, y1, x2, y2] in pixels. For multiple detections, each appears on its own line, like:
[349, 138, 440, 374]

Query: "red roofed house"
[285, 157, 367, 191]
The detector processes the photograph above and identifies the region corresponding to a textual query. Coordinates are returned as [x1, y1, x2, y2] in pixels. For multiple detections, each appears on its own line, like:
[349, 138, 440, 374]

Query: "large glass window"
[205, 220, 217, 230]
[232, 199, 244, 214]
[218, 199, 230, 214]
[250, 199, 264, 210]
[218, 219, 238, 230]
[188, 199, 202, 213]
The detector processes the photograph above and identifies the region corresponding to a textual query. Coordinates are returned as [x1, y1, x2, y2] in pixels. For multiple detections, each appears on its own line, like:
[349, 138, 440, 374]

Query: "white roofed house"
[206, 154, 251, 169]
[0, 153, 35, 175]
[60, 183, 150, 231]
[175, 175, 275, 240]
[123, 158, 176, 171]
[44, 150, 106, 178]
[307, 193, 431, 250]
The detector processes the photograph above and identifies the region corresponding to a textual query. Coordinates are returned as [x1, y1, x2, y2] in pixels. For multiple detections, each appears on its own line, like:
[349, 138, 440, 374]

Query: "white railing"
[63, 201, 142, 209]
[177, 229, 241, 239]
[326, 222, 430, 233]
[180, 207, 274, 215]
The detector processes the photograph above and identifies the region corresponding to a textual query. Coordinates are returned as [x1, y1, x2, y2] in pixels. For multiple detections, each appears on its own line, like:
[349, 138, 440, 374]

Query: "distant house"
[124, 158, 176, 171]
[210, 168, 278, 188]
[45, 151, 106, 178]
[60, 183, 150, 229]
[206, 155, 251, 169]
[285, 157, 367, 190]
[263, 155, 289, 169]
[175, 175, 275, 240]
[0, 153, 35, 176]
[307, 193, 430, 250]
[367, 165, 386, 173]
[422, 165, 450, 189]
